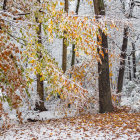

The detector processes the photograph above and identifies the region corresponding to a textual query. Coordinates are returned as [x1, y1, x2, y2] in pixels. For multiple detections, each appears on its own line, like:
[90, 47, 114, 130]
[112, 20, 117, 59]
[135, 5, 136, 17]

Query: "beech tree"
[21, 0, 90, 111]
[0, 0, 29, 123]
[62, 0, 69, 72]
[93, 0, 114, 113]
[34, 0, 47, 111]
[0, 0, 65, 112]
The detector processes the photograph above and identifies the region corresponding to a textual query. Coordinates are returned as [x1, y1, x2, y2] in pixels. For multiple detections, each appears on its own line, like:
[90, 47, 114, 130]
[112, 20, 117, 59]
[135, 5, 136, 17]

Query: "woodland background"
[0, 0, 140, 139]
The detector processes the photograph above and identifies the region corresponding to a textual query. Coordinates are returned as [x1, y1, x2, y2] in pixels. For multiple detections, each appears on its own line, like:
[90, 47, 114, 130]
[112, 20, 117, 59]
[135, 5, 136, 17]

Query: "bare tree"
[117, 26, 129, 93]
[117, 0, 135, 93]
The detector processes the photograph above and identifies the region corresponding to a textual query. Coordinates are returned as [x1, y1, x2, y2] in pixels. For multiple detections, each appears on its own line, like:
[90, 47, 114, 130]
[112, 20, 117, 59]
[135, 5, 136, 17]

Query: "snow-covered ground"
[0, 112, 139, 140]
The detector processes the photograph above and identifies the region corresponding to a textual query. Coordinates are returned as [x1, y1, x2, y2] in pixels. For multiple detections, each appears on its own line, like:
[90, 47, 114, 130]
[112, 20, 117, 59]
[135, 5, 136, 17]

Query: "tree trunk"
[93, 0, 113, 113]
[62, 32, 67, 72]
[3, 0, 7, 10]
[62, 0, 68, 72]
[76, 0, 80, 15]
[34, 0, 47, 111]
[71, 44, 76, 66]
[35, 73, 46, 111]
[128, 56, 131, 81]
[117, 27, 129, 93]
[71, 0, 80, 67]
[132, 43, 136, 79]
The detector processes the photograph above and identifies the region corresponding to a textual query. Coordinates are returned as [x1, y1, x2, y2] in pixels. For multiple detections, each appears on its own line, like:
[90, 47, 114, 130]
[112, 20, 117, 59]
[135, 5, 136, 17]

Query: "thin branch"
[7, 32, 26, 46]
[17, 13, 30, 16]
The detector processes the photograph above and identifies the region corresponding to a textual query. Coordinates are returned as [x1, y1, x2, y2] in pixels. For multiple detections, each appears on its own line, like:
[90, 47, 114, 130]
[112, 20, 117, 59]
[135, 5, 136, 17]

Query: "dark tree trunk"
[128, 56, 131, 81]
[98, 29, 114, 113]
[117, 27, 129, 93]
[71, 44, 76, 66]
[62, 32, 67, 72]
[35, 73, 46, 111]
[62, 0, 68, 72]
[3, 0, 7, 10]
[71, 0, 80, 67]
[34, 0, 47, 111]
[76, 0, 80, 15]
[132, 43, 136, 79]
[93, 0, 113, 113]
[64, 0, 69, 13]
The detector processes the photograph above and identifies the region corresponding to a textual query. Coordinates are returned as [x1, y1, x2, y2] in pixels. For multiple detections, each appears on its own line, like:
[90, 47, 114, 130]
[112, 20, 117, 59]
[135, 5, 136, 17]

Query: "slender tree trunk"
[62, 32, 67, 72]
[71, 44, 76, 66]
[71, 0, 80, 67]
[34, 0, 47, 111]
[132, 43, 136, 79]
[117, 27, 129, 93]
[76, 0, 80, 15]
[128, 56, 131, 81]
[62, 0, 68, 72]
[64, 0, 68, 13]
[93, 0, 113, 113]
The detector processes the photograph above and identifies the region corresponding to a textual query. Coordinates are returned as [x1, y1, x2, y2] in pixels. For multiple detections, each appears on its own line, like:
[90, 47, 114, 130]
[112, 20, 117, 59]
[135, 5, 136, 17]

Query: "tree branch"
[7, 32, 26, 46]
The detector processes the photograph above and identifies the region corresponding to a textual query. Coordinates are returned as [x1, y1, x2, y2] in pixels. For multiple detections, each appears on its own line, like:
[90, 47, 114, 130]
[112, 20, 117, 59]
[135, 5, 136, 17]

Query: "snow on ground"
[0, 112, 139, 140]
[121, 81, 140, 113]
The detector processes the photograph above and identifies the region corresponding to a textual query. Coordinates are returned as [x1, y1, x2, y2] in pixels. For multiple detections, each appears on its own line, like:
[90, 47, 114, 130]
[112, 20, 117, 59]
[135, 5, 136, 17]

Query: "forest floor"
[0, 112, 140, 140]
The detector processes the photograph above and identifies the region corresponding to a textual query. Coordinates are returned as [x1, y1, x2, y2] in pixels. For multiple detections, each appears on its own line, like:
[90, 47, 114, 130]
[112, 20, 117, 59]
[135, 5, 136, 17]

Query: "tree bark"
[93, 0, 113, 113]
[34, 0, 47, 111]
[62, 0, 69, 72]
[132, 43, 136, 79]
[117, 27, 129, 93]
